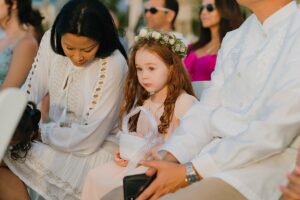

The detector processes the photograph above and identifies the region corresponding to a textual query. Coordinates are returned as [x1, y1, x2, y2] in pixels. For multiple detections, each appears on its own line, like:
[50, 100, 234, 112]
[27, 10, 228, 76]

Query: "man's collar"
[259, 1, 297, 31]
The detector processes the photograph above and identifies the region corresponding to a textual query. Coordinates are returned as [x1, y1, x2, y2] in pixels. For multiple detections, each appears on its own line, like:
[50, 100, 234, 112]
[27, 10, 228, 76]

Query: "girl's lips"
[143, 83, 151, 87]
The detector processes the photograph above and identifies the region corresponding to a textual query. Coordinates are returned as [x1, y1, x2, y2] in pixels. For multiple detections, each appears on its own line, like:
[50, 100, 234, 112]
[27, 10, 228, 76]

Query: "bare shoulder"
[15, 33, 38, 52]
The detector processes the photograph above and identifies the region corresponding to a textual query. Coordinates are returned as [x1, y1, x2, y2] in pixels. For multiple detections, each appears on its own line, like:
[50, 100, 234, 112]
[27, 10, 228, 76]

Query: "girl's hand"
[114, 148, 129, 167]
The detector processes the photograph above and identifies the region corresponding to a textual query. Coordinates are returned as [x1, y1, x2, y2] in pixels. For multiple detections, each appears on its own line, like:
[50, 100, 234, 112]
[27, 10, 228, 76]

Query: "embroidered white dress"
[161, 2, 300, 200]
[3, 30, 128, 200]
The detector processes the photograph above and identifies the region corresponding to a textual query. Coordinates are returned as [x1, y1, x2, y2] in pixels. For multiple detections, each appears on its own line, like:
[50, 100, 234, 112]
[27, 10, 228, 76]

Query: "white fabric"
[160, 2, 300, 200]
[0, 89, 26, 160]
[192, 81, 210, 99]
[4, 30, 128, 200]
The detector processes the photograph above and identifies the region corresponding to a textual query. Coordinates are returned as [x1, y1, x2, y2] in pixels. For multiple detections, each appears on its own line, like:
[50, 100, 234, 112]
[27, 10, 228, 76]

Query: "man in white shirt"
[144, 0, 189, 46]
[102, 0, 300, 200]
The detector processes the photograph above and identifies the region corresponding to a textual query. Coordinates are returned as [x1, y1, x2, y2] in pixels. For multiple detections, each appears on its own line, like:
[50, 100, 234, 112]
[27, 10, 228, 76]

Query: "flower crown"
[134, 28, 187, 58]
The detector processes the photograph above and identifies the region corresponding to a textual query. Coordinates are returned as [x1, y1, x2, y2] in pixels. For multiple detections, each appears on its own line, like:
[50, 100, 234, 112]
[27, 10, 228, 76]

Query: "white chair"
[192, 81, 211, 99]
[0, 88, 27, 161]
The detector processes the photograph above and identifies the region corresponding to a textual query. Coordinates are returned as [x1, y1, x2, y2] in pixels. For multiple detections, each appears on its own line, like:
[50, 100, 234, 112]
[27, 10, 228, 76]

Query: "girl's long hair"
[120, 39, 195, 134]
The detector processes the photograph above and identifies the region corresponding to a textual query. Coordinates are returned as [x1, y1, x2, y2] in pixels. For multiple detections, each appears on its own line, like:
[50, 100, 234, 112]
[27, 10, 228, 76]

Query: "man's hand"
[280, 166, 300, 200]
[136, 160, 188, 200]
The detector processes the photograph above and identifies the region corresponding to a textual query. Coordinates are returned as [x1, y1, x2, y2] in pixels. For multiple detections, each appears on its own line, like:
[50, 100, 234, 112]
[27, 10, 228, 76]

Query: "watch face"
[185, 162, 198, 183]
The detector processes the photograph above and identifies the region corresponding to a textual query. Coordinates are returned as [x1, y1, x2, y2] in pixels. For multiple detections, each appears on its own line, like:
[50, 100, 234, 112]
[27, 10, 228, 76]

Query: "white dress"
[3, 30, 128, 200]
[81, 92, 198, 200]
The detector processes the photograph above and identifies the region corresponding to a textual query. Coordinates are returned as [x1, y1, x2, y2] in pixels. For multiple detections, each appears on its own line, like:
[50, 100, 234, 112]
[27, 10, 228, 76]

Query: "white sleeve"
[159, 43, 226, 162]
[40, 52, 128, 156]
[192, 55, 300, 177]
[21, 30, 53, 104]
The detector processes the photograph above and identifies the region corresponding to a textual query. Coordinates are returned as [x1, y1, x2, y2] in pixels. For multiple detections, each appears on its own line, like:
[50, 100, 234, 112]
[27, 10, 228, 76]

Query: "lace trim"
[4, 145, 114, 200]
[84, 58, 108, 125]
[5, 152, 81, 199]
[25, 55, 39, 95]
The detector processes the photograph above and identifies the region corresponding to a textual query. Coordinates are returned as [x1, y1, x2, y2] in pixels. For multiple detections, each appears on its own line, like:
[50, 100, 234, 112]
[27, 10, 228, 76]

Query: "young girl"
[81, 28, 198, 200]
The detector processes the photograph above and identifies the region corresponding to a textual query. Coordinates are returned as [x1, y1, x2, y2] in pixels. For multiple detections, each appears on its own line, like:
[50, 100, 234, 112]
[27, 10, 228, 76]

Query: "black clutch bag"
[123, 173, 157, 200]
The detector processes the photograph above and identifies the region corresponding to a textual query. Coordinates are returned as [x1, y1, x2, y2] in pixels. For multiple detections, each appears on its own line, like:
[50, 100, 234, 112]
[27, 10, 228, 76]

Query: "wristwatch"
[185, 162, 199, 184]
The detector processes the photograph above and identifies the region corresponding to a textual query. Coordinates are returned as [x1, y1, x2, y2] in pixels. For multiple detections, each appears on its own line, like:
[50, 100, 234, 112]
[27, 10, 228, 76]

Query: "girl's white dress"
[3, 30, 128, 200]
[81, 92, 198, 200]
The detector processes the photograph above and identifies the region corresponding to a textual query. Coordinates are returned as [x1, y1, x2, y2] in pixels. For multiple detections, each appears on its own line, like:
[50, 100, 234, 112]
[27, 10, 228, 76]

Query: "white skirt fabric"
[4, 140, 117, 200]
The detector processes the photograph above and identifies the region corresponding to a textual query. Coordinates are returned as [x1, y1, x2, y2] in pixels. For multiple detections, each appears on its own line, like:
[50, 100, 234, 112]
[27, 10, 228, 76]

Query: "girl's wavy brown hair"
[119, 38, 195, 134]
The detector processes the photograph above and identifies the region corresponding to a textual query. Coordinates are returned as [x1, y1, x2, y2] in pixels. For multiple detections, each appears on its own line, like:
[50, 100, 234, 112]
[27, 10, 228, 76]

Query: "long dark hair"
[10, 102, 41, 161]
[189, 0, 244, 52]
[5, 0, 43, 27]
[50, 0, 127, 59]
[120, 39, 195, 134]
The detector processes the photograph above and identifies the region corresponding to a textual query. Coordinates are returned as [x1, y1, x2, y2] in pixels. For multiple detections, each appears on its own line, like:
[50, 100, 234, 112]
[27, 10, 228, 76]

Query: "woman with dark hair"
[184, 0, 243, 84]
[0, 0, 128, 199]
[0, 0, 43, 89]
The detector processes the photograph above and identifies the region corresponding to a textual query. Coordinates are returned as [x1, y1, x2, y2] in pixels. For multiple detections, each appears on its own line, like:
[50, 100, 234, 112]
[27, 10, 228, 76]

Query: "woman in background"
[0, 0, 43, 89]
[184, 0, 243, 83]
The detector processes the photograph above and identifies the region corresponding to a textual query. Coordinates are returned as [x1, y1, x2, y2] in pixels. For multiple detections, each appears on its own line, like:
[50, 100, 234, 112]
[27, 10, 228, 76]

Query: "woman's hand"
[114, 148, 129, 167]
[280, 166, 300, 200]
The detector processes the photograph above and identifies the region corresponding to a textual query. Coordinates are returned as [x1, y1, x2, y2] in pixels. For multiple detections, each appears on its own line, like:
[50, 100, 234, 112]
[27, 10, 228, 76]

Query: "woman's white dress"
[3, 30, 128, 200]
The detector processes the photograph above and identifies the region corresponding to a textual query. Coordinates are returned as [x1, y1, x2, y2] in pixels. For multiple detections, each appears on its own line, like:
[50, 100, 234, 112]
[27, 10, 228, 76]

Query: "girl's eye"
[149, 67, 155, 71]
[66, 47, 74, 50]
[136, 67, 142, 71]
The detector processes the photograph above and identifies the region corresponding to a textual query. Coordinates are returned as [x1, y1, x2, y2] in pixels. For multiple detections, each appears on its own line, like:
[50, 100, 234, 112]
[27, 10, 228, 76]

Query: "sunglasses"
[144, 7, 171, 14]
[200, 4, 215, 13]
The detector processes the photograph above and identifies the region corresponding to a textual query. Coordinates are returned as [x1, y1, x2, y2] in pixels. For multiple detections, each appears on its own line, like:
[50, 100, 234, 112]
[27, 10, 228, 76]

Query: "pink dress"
[184, 50, 217, 82]
[81, 92, 197, 200]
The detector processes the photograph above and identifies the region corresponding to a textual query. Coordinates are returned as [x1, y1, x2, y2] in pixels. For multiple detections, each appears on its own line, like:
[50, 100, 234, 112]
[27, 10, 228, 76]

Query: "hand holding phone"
[123, 173, 157, 200]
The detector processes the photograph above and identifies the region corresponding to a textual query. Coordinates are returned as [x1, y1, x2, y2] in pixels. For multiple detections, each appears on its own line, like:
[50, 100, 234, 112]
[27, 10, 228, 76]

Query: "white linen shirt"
[22, 30, 128, 156]
[161, 2, 300, 200]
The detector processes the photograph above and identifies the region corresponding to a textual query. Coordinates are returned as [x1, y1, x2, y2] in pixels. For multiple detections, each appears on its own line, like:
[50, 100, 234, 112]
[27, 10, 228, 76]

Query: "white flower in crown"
[163, 35, 169, 42]
[151, 31, 161, 40]
[175, 44, 180, 51]
[180, 47, 186, 53]
[169, 38, 175, 45]
[139, 28, 148, 37]
[134, 36, 140, 42]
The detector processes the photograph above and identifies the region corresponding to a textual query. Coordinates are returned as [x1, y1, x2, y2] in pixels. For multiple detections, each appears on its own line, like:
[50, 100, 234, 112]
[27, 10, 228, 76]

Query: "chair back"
[0, 89, 27, 160]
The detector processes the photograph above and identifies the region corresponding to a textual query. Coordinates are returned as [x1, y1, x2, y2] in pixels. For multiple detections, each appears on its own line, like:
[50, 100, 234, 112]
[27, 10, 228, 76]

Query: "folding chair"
[0, 88, 27, 160]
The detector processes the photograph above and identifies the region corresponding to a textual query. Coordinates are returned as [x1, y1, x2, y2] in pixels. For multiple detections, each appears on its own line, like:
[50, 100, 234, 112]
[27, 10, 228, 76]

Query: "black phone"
[123, 173, 157, 200]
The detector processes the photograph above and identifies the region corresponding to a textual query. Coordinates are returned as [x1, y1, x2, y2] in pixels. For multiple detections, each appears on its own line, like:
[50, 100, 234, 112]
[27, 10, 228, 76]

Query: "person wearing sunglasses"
[184, 0, 244, 94]
[144, 0, 189, 46]
[101, 0, 300, 200]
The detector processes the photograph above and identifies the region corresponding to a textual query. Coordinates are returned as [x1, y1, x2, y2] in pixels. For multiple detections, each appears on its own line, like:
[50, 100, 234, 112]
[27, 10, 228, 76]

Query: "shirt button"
[237, 72, 242, 78]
